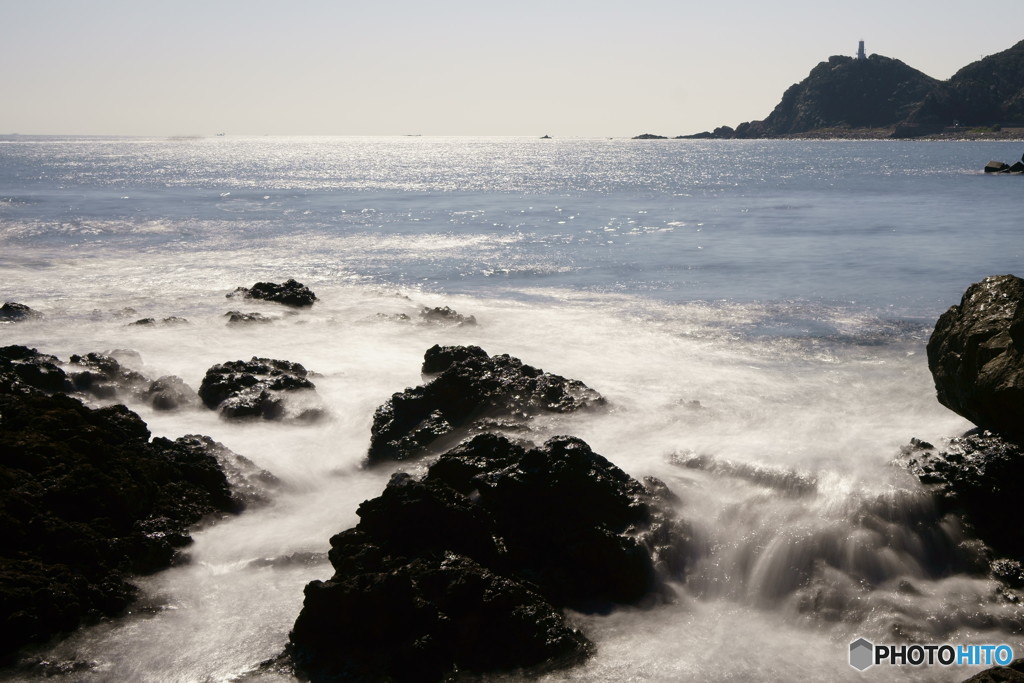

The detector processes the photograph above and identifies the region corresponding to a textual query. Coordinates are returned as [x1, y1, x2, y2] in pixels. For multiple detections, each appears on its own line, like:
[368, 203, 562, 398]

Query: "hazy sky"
[2, 1, 1023, 137]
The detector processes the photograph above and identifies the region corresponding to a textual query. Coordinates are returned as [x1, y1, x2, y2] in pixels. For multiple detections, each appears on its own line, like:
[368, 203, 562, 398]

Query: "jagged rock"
[927, 274, 1024, 441]
[0, 346, 72, 394]
[0, 302, 41, 323]
[986, 161, 1012, 173]
[198, 357, 325, 422]
[68, 351, 197, 412]
[900, 431, 1024, 562]
[0, 392, 247, 662]
[421, 343, 489, 374]
[367, 346, 605, 464]
[419, 305, 476, 326]
[228, 279, 317, 308]
[285, 433, 688, 682]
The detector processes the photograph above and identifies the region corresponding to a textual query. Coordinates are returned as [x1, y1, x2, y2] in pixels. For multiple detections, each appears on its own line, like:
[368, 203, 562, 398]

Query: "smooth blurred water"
[1, 136, 1022, 681]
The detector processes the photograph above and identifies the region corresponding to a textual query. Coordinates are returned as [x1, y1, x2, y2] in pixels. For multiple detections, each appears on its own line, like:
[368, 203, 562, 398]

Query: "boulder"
[198, 357, 325, 422]
[285, 433, 688, 681]
[367, 346, 605, 464]
[984, 160, 1010, 173]
[0, 302, 41, 323]
[927, 274, 1024, 441]
[228, 279, 317, 308]
[0, 390, 251, 662]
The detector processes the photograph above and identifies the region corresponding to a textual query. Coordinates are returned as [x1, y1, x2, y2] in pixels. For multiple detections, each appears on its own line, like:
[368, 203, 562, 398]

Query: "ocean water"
[1, 136, 1023, 682]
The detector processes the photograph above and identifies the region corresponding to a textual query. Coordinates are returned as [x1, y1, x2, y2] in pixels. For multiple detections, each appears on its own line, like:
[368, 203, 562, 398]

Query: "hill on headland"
[674, 39, 1024, 140]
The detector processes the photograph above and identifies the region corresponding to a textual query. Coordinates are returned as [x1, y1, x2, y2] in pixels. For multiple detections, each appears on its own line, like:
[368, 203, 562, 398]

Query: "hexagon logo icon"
[850, 638, 874, 671]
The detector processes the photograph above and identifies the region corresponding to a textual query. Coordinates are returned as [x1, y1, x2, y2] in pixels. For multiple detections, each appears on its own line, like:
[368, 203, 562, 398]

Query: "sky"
[2, 1, 1023, 137]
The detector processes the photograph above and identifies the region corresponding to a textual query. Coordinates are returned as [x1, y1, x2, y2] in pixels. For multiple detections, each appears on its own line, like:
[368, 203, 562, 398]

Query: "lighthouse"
[857, 40, 867, 61]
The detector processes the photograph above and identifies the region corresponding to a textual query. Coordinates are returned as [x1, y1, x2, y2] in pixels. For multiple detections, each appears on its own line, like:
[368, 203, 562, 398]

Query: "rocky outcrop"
[0, 302, 41, 323]
[901, 432, 1024, 562]
[228, 279, 317, 308]
[286, 433, 689, 682]
[224, 310, 275, 325]
[198, 357, 325, 422]
[1, 347, 196, 412]
[0, 390, 254, 662]
[367, 346, 605, 464]
[926, 274, 1024, 441]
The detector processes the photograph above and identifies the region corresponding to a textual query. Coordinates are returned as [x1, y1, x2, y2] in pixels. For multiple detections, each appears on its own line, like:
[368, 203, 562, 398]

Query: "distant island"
[637, 39, 1024, 140]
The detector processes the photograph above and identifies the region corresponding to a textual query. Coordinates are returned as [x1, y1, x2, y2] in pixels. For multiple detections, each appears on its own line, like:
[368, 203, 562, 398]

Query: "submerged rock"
[228, 279, 317, 308]
[286, 433, 688, 682]
[419, 305, 476, 326]
[367, 346, 605, 464]
[0, 390, 248, 663]
[0, 302, 41, 323]
[224, 310, 275, 325]
[927, 274, 1024, 442]
[198, 357, 325, 422]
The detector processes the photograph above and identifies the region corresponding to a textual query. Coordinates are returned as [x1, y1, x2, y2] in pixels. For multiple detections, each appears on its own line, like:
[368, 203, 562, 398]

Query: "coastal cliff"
[677, 39, 1024, 140]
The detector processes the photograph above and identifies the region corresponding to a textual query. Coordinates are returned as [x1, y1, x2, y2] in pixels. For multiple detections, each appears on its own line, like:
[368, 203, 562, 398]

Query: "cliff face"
[900, 39, 1024, 131]
[735, 55, 938, 137]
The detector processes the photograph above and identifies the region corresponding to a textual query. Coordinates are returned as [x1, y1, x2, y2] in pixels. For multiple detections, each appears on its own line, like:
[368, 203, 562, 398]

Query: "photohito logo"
[849, 638, 1014, 671]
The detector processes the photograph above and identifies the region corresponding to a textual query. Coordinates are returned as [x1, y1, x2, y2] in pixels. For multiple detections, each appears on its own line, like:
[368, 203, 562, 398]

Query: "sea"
[1, 135, 1023, 682]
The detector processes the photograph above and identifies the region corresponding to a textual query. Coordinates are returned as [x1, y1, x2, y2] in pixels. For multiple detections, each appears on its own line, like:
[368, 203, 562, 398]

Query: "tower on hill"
[857, 40, 867, 61]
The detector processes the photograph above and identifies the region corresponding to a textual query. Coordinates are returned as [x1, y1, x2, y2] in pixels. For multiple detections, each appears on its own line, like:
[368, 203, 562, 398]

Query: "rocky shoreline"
[3, 274, 1024, 679]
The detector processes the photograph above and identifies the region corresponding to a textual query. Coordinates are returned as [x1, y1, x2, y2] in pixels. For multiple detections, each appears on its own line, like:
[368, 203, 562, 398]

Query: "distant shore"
[649, 126, 1024, 141]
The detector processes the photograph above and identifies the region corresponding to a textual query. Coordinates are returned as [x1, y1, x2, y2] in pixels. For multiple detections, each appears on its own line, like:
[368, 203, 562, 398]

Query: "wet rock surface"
[901, 432, 1024, 562]
[198, 357, 325, 421]
[229, 279, 317, 308]
[0, 388, 250, 662]
[286, 433, 688, 682]
[368, 345, 605, 464]
[927, 274, 1024, 441]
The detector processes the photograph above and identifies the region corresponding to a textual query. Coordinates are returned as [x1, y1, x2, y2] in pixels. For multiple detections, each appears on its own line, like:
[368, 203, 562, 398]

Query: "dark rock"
[962, 659, 1024, 682]
[0, 302, 41, 323]
[900, 431, 1024, 561]
[229, 279, 317, 308]
[141, 375, 198, 411]
[1010, 161, 1024, 173]
[286, 433, 687, 681]
[632, 133, 668, 139]
[421, 343, 489, 374]
[0, 346, 73, 394]
[198, 357, 325, 422]
[986, 161, 1012, 173]
[0, 391, 246, 662]
[419, 305, 476, 326]
[224, 310, 275, 325]
[927, 274, 1024, 441]
[67, 352, 197, 412]
[367, 347, 604, 464]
